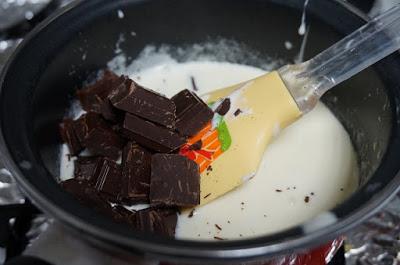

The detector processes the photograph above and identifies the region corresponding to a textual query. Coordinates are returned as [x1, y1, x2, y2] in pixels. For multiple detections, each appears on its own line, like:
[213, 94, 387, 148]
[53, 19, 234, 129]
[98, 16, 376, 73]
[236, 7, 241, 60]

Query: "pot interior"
[1, 0, 400, 260]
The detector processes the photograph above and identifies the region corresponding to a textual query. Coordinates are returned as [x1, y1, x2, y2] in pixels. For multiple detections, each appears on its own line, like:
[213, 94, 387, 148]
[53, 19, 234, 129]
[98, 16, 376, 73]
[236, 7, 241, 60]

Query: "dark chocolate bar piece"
[61, 179, 114, 216]
[73, 112, 109, 144]
[150, 154, 200, 207]
[60, 119, 83, 155]
[215, 98, 231, 116]
[74, 156, 103, 182]
[77, 71, 126, 113]
[135, 207, 177, 237]
[83, 127, 125, 160]
[112, 205, 136, 225]
[121, 142, 152, 203]
[171, 89, 213, 136]
[110, 80, 176, 128]
[92, 159, 122, 202]
[122, 113, 185, 153]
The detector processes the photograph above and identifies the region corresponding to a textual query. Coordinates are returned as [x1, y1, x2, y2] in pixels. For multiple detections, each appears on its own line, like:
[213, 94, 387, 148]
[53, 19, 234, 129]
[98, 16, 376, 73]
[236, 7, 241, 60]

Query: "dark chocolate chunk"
[171, 89, 213, 136]
[77, 71, 126, 113]
[110, 79, 176, 128]
[74, 156, 103, 182]
[112, 205, 136, 225]
[150, 154, 200, 207]
[123, 113, 185, 153]
[61, 179, 114, 215]
[215, 98, 231, 116]
[189, 140, 202, 151]
[121, 142, 152, 203]
[92, 159, 122, 202]
[84, 128, 125, 160]
[60, 119, 83, 155]
[135, 207, 177, 237]
[73, 112, 109, 144]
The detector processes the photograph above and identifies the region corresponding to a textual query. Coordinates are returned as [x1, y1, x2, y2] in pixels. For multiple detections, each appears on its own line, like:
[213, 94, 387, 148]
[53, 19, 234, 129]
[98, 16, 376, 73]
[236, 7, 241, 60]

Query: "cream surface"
[131, 61, 359, 240]
[59, 61, 359, 240]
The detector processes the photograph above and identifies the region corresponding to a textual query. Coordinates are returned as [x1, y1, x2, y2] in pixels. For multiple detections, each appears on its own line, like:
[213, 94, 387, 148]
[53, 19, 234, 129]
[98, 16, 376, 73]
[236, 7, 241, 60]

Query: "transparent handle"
[279, 4, 400, 113]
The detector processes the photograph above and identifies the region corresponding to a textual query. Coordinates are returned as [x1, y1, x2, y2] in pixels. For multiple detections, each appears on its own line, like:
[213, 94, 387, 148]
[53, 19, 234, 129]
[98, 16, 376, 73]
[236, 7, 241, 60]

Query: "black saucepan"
[1, 0, 400, 264]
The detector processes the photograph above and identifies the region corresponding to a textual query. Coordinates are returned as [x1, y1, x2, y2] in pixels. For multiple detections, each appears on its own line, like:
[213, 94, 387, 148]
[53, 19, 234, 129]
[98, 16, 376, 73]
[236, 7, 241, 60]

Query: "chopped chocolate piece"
[189, 140, 202, 151]
[72, 112, 110, 144]
[304, 196, 310, 203]
[215, 224, 222, 231]
[135, 207, 177, 237]
[110, 79, 176, 128]
[61, 179, 114, 216]
[203, 193, 211, 199]
[171, 89, 214, 136]
[60, 119, 83, 155]
[215, 98, 231, 116]
[234, 109, 242, 117]
[92, 159, 122, 202]
[190, 76, 198, 91]
[123, 113, 185, 153]
[188, 209, 195, 218]
[214, 236, 224, 240]
[206, 165, 213, 172]
[150, 154, 200, 207]
[74, 156, 103, 182]
[121, 142, 152, 203]
[100, 98, 120, 122]
[77, 71, 126, 113]
[275, 189, 282, 192]
[84, 128, 125, 160]
[112, 205, 136, 224]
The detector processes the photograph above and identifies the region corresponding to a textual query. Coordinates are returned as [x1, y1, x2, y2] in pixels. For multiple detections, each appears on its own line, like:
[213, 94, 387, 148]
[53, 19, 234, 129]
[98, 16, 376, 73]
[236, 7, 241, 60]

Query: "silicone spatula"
[194, 4, 400, 204]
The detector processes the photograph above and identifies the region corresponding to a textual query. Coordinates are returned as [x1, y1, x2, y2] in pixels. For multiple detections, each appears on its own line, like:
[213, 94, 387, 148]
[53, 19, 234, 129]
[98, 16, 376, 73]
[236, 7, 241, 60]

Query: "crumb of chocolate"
[197, 234, 200, 237]
[206, 172, 210, 176]
[241, 202, 244, 205]
[239, 234, 243, 237]
[310, 192, 315, 196]
[190, 76, 198, 91]
[188, 209, 195, 218]
[263, 214, 267, 218]
[215, 224, 222, 230]
[189, 140, 202, 150]
[304, 196, 310, 203]
[214, 236, 224, 240]
[203, 193, 211, 199]
[206, 165, 213, 172]
[293, 186, 297, 189]
[275, 189, 282, 192]
[234, 109, 242, 116]
[227, 220, 231, 224]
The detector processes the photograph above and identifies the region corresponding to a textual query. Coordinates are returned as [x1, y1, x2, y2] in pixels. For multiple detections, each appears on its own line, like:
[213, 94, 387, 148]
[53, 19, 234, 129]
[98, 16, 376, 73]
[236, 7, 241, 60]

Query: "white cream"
[131, 61, 359, 240]
[59, 60, 359, 241]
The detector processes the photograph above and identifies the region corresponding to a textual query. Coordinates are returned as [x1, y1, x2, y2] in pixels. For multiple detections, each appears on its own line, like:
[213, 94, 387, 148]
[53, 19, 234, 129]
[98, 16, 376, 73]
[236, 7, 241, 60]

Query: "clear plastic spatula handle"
[278, 4, 400, 114]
